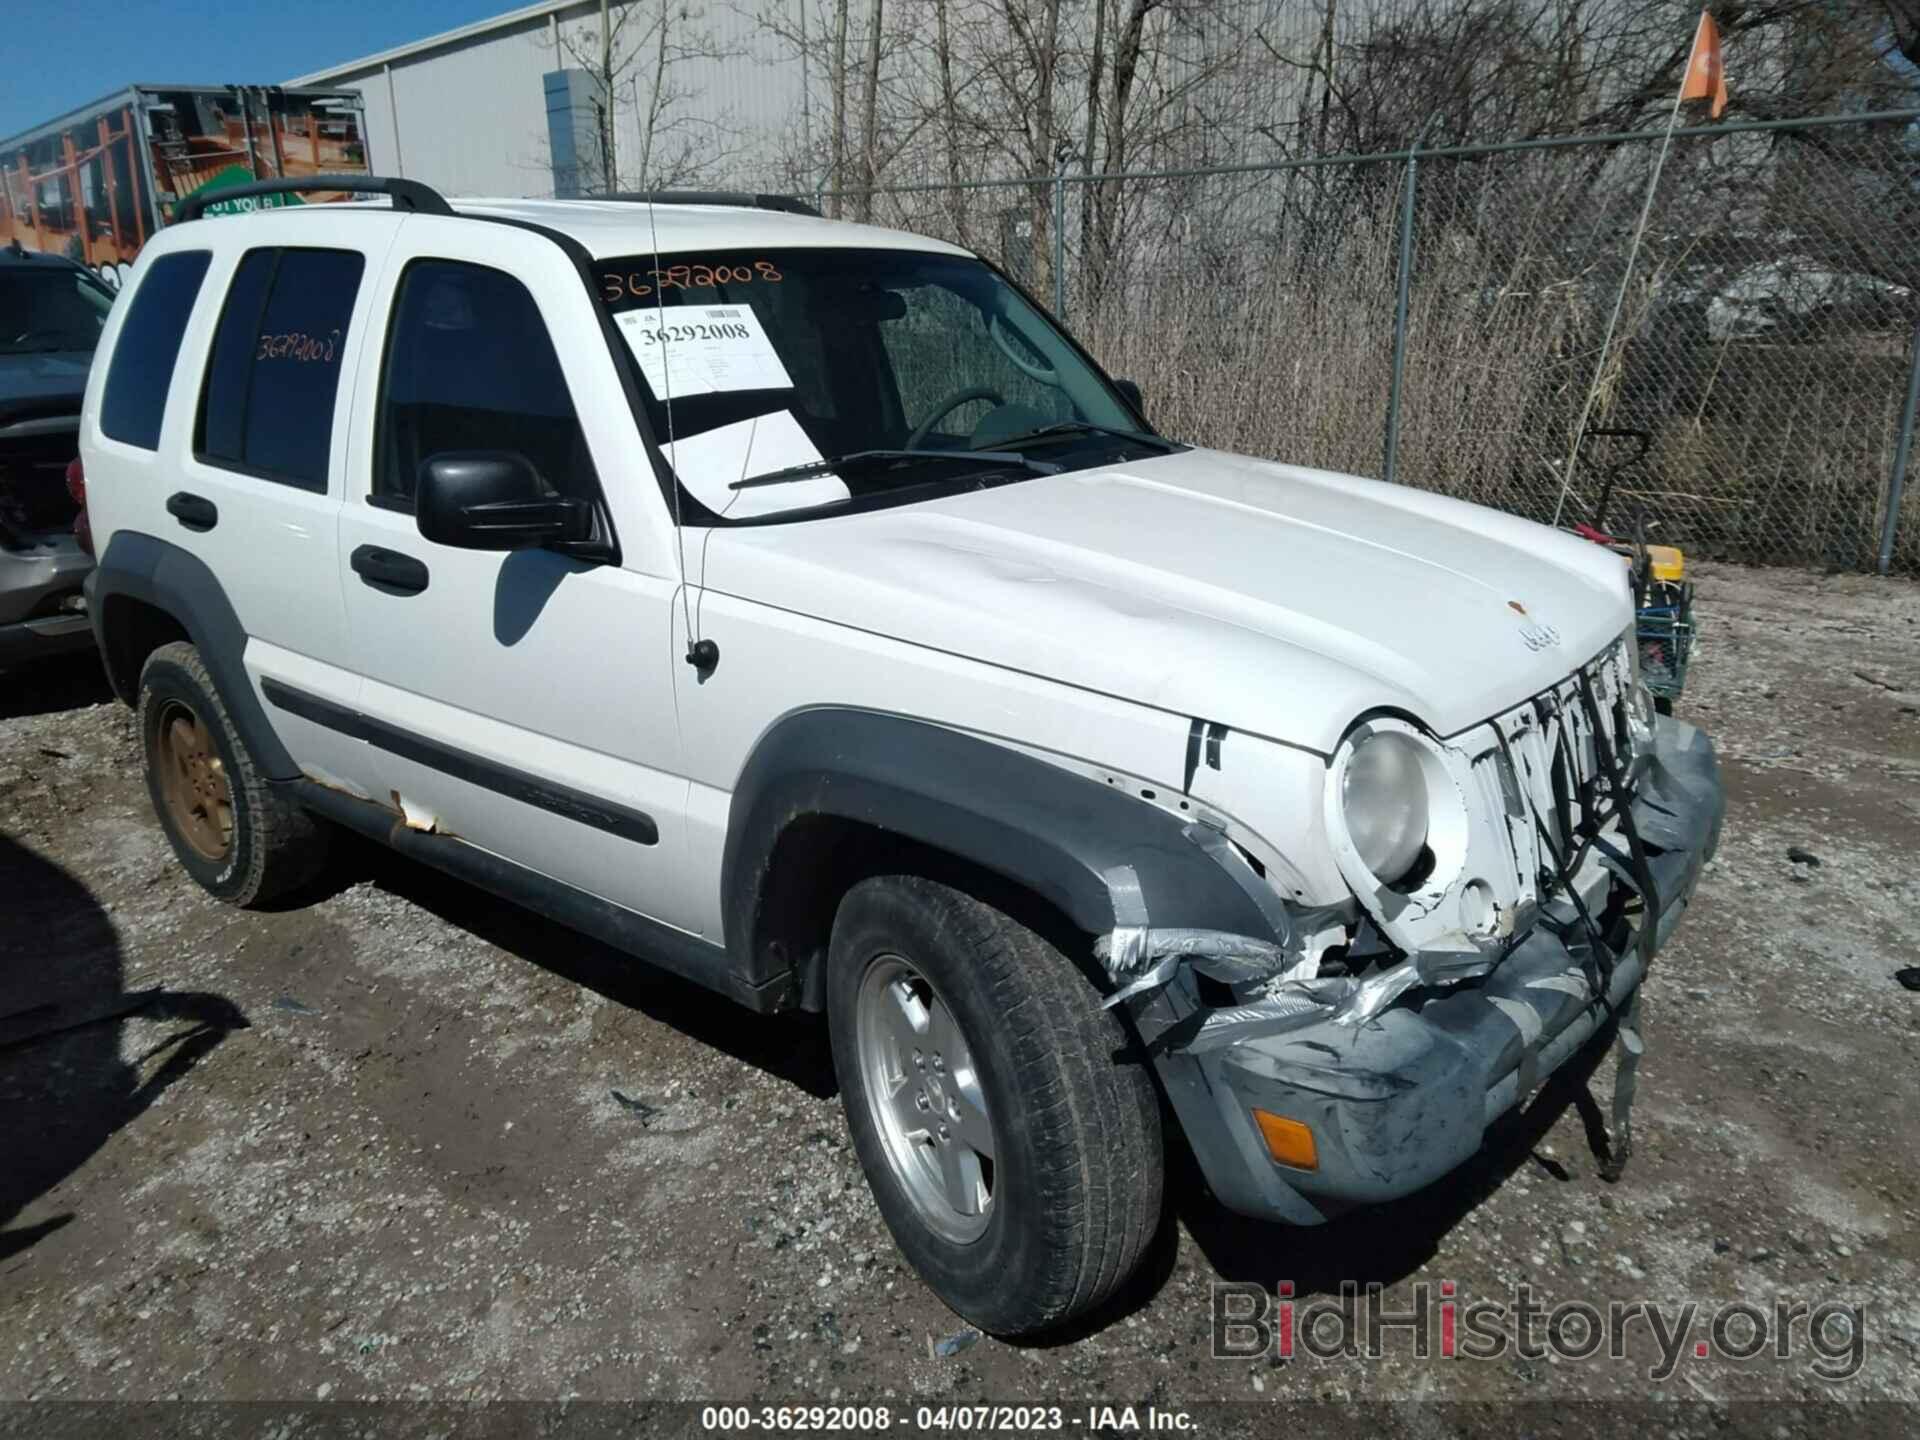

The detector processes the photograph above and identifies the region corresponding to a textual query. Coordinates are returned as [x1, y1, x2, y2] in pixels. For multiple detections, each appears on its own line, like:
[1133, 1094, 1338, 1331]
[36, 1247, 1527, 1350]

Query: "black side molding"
[288, 779, 755, 1007]
[262, 679, 658, 846]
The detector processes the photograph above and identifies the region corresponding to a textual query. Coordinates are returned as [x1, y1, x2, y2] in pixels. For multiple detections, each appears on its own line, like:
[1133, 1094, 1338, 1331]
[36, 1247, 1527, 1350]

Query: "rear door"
[334, 218, 694, 930]
[91, 214, 405, 790]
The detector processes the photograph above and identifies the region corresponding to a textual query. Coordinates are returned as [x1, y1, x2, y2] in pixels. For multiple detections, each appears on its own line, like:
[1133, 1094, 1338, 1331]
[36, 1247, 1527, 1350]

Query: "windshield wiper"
[988, 420, 1180, 452]
[730, 447, 1060, 491]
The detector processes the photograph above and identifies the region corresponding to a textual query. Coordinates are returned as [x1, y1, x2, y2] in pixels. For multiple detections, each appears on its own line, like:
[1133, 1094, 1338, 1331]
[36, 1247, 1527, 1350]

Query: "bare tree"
[545, 0, 747, 193]
[857, 0, 887, 216]
[832, 0, 852, 210]
[746, 0, 1915, 310]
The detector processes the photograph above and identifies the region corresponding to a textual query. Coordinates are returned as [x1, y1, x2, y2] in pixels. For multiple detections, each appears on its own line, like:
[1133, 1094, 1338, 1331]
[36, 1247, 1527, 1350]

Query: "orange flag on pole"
[1680, 10, 1729, 118]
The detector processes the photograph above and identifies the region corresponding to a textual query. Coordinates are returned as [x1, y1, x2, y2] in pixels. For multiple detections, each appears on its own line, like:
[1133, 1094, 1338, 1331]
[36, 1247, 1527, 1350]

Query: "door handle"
[166, 491, 218, 531]
[350, 544, 431, 596]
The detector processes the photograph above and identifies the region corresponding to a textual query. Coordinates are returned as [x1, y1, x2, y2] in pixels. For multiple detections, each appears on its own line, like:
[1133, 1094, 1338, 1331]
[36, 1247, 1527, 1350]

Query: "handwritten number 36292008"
[599, 260, 783, 303]
[256, 328, 342, 363]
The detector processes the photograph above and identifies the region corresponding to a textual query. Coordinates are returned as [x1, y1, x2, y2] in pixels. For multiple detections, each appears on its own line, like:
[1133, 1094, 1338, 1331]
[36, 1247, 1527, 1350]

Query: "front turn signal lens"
[1253, 1109, 1318, 1171]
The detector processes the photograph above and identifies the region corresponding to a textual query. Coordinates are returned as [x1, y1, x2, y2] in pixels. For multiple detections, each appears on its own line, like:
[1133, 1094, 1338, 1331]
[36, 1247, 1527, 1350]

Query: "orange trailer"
[0, 84, 371, 288]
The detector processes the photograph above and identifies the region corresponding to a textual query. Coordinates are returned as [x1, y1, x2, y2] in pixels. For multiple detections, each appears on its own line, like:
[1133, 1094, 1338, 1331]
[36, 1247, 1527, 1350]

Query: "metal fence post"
[1879, 318, 1920, 576]
[1383, 143, 1420, 486]
[1052, 154, 1068, 321]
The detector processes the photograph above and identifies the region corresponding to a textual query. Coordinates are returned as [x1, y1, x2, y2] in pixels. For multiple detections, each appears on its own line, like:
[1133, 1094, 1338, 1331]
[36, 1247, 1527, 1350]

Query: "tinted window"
[375, 260, 597, 507]
[591, 248, 1141, 522]
[0, 267, 115, 356]
[879, 283, 1059, 439]
[100, 251, 211, 449]
[198, 251, 275, 463]
[196, 247, 364, 491]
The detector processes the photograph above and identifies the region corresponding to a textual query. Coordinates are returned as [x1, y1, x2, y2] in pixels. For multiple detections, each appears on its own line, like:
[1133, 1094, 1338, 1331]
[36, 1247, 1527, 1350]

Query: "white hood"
[700, 449, 1633, 754]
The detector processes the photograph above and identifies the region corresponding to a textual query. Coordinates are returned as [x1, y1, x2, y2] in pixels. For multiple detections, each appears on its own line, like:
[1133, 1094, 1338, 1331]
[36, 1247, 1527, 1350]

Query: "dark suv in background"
[1, 240, 113, 665]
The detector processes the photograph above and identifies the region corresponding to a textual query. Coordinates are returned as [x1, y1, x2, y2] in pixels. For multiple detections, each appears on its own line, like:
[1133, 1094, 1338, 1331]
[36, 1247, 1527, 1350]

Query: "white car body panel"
[80, 214, 410, 789]
[333, 216, 698, 931]
[667, 585, 1352, 935]
[696, 448, 1632, 756]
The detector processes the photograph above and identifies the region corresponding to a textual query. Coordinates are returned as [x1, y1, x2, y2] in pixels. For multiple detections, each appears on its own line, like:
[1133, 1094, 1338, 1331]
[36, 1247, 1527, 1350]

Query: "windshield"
[0, 266, 115, 356]
[595, 247, 1164, 522]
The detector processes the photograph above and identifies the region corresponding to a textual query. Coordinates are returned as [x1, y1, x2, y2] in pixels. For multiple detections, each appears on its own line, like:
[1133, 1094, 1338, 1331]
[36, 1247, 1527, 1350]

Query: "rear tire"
[138, 641, 326, 906]
[827, 875, 1162, 1335]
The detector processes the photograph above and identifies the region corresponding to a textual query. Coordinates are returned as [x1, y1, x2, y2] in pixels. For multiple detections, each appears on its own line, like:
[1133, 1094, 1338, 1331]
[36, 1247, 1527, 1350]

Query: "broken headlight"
[1326, 719, 1477, 934]
[1339, 729, 1430, 884]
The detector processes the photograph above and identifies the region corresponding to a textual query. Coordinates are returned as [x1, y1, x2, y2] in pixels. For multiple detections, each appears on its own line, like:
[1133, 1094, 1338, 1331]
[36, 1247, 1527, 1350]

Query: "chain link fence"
[826, 110, 1920, 574]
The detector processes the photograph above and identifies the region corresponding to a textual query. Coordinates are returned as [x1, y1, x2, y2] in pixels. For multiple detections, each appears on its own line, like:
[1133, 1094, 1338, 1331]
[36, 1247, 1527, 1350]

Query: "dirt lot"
[3, 561, 1918, 1421]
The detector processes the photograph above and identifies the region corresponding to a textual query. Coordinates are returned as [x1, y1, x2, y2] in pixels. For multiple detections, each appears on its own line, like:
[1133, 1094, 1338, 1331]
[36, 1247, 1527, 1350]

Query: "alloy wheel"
[152, 699, 233, 861]
[854, 953, 997, 1244]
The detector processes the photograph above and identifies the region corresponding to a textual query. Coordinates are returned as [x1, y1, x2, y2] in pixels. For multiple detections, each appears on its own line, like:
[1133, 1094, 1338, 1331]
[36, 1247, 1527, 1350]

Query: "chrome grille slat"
[1466, 646, 1631, 904]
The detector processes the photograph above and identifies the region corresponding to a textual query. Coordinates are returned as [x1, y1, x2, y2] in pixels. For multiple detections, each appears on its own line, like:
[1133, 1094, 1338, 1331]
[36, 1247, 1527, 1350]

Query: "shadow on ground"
[318, 831, 838, 1100]
[0, 653, 115, 722]
[0, 831, 246, 1263]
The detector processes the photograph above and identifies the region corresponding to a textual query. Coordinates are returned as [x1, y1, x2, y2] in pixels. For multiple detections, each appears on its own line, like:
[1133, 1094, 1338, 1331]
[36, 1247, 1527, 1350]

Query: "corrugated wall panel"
[556, 2, 803, 193]
[313, 1, 806, 198]
[393, 12, 570, 195]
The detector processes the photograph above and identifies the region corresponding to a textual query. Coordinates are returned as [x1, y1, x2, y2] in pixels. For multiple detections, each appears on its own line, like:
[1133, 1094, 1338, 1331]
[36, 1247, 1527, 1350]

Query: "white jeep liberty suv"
[78, 177, 1723, 1336]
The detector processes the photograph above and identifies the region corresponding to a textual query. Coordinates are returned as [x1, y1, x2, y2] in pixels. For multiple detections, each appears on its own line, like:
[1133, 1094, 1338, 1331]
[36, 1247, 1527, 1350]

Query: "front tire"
[138, 641, 326, 906]
[827, 875, 1163, 1335]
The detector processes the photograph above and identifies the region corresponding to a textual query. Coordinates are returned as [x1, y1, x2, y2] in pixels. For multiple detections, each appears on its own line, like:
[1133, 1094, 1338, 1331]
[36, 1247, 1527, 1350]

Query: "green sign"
[183, 165, 306, 218]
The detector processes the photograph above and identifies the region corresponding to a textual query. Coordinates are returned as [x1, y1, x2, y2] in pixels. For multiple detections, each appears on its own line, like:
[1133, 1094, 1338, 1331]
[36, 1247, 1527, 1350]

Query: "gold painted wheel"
[151, 699, 233, 862]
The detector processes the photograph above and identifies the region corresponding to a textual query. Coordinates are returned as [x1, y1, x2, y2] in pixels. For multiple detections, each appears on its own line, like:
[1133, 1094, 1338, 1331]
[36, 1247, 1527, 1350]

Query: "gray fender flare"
[88, 529, 297, 780]
[719, 707, 1285, 993]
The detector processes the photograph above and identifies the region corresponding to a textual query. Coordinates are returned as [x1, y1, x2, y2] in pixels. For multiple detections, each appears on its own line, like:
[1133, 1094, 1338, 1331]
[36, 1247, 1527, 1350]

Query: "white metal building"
[286, 0, 809, 200]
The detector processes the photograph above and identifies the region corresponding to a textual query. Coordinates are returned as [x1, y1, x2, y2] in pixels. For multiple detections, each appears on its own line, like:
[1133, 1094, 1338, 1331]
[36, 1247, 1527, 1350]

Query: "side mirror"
[1113, 378, 1146, 420]
[415, 451, 592, 551]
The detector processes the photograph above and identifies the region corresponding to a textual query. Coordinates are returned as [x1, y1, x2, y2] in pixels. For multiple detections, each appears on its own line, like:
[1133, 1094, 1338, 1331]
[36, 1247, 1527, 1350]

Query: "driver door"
[335, 218, 696, 932]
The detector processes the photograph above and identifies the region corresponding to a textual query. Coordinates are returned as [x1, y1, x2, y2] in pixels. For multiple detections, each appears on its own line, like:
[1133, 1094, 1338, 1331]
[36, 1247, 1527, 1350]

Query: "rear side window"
[196, 247, 365, 492]
[99, 251, 212, 449]
[374, 259, 597, 508]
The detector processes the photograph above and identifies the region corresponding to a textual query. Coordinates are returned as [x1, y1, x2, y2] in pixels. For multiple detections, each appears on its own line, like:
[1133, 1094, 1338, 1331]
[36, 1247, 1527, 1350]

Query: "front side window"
[100, 250, 211, 450]
[374, 259, 598, 509]
[196, 246, 364, 491]
[593, 248, 1162, 522]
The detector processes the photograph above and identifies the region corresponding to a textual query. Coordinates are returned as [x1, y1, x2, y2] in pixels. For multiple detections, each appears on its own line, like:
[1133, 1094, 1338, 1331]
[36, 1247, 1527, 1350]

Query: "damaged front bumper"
[1110, 715, 1724, 1225]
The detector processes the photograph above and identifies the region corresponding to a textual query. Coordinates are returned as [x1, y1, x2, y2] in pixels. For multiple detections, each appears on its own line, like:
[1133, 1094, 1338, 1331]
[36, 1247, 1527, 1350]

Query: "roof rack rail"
[605, 190, 822, 219]
[174, 174, 454, 224]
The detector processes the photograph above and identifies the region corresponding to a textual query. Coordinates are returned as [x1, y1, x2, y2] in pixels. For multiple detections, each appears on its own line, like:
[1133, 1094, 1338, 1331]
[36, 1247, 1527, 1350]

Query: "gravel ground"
[2, 560, 1917, 1421]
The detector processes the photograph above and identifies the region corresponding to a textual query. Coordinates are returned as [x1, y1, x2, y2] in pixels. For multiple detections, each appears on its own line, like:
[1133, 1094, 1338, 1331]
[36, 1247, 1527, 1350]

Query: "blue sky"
[2, 1, 505, 138]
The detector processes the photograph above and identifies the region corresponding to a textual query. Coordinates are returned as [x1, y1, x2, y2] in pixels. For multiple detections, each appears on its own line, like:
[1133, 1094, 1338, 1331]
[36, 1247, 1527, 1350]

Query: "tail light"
[67, 456, 94, 556]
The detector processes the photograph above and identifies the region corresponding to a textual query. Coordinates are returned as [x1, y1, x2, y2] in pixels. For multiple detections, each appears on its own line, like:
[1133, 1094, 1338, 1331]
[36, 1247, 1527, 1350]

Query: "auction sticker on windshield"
[614, 304, 794, 397]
